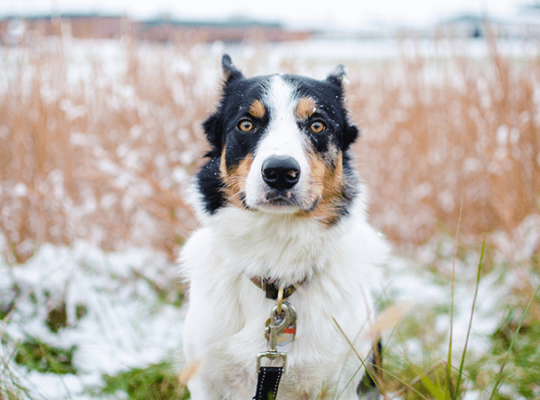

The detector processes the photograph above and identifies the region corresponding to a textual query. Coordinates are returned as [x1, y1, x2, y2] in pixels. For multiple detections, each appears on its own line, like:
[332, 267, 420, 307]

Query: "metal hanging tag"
[265, 301, 297, 353]
[257, 302, 297, 373]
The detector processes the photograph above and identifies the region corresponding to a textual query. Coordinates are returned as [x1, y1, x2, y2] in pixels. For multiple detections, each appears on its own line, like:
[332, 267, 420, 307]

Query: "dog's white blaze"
[244, 75, 311, 210]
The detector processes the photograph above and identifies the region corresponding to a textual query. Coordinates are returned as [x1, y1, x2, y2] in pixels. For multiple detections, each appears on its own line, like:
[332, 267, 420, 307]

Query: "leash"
[250, 277, 383, 399]
[253, 365, 283, 400]
[254, 300, 295, 400]
[251, 281, 299, 400]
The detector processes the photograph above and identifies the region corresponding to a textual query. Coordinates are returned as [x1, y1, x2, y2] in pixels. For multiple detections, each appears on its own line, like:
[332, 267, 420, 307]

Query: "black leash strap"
[253, 294, 297, 399]
[253, 366, 283, 400]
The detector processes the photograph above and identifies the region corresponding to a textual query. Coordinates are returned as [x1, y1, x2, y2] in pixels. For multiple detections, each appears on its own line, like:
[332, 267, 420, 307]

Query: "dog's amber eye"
[238, 120, 254, 132]
[310, 121, 326, 133]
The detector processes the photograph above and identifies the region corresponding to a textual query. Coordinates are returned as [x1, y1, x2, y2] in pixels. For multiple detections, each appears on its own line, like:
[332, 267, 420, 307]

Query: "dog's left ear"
[326, 65, 358, 150]
[326, 64, 347, 89]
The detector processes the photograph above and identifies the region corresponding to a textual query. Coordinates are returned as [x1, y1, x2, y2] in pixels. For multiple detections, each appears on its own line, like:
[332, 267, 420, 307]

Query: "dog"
[180, 54, 389, 400]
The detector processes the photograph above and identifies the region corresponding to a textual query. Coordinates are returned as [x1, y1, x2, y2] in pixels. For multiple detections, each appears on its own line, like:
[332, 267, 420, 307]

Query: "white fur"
[245, 76, 312, 212]
[181, 197, 389, 399]
[180, 76, 390, 400]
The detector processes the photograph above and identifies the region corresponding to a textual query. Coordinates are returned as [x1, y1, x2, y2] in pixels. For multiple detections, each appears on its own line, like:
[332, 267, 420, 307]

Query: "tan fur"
[295, 97, 317, 120]
[220, 149, 253, 209]
[297, 151, 344, 226]
[249, 100, 265, 119]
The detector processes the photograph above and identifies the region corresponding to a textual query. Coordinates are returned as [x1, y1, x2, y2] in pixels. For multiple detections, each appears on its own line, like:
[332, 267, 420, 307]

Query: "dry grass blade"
[448, 364, 489, 395]
[363, 304, 409, 340]
[387, 360, 445, 400]
[332, 315, 431, 400]
[453, 233, 486, 400]
[446, 197, 463, 397]
[332, 316, 384, 397]
[372, 367, 430, 400]
[179, 359, 202, 385]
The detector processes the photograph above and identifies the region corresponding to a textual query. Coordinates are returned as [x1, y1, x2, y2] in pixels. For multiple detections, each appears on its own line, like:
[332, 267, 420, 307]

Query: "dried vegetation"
[348, 39, 540, 244]
[0, 36, 539, 262]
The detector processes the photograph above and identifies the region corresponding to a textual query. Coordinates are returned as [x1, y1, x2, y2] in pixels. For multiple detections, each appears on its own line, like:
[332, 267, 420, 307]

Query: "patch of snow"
[0, 241, 184, 399]
[12, 182, 28, 197]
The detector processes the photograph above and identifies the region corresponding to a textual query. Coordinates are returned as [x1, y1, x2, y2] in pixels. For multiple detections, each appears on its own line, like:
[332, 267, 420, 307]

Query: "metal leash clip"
[256, 302, 296, 373]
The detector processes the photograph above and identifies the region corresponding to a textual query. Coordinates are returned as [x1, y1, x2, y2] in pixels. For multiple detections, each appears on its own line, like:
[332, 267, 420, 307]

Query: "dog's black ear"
[343, 123, 359, 150]
[327, 64, 358, 150]
[222, 54, 243, 85]
[202, 55, 242, 156]
[326, 64, 347, 89]
[202, 113, 222, 157]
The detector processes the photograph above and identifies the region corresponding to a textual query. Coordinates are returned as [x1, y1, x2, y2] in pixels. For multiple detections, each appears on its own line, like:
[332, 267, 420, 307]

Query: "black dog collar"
[250, 277, 306, 300]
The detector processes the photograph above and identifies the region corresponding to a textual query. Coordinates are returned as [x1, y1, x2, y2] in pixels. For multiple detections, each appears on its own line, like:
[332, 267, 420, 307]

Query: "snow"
[0, 241, 184, 398]
[375, 216, 540, 367]
[2, 215, 539, 398]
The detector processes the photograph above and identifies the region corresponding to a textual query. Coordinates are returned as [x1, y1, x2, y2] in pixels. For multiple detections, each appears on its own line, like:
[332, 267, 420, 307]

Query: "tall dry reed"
[348, 39, 540, 244]
[0, 36, 538, 262]
[0, 37, 212, 261]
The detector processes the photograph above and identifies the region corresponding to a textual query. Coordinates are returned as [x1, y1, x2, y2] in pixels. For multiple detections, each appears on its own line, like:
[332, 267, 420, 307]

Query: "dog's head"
[196, 54, 360, 226]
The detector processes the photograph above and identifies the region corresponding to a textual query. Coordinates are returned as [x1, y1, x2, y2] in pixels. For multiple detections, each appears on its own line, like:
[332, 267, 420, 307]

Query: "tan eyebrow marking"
[295, 97, 317, 120]
[249, 100, 265, 119]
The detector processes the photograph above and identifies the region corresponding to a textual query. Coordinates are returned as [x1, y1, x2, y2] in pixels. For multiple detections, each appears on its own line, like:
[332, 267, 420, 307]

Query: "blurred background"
[0, 1, 539, 399]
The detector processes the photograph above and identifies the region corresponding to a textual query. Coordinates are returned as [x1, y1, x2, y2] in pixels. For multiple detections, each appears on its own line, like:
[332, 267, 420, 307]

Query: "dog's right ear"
[222, 54, 243, 85]
[203, 55, 243, 157]
[203, 113, 222, 157]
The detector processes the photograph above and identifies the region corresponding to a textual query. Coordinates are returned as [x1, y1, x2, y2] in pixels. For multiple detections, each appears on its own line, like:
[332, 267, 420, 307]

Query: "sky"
[0, 0, 529, 29]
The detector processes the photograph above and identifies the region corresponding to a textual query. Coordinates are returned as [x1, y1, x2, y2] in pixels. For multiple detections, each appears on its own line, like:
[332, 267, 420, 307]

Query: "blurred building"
[435, 13, 540, 39]
[136, 15, 312, 42]
[0, 13, 313, 45]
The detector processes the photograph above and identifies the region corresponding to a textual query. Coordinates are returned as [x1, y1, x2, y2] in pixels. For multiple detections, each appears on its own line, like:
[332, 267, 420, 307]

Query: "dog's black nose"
[262, 157, 301, 190]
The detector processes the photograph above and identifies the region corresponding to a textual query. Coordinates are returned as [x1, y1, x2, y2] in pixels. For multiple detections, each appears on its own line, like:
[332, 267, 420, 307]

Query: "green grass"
[14, 337, 77, 375]
[97, 362, 189, 400]
[465, 316, 540, 400]
[374, 234, 540, 400]
[488, 283, 540, 400]
[1, 234, 539, 399]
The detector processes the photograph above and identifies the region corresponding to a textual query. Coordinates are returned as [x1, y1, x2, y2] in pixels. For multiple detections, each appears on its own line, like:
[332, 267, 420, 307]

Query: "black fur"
[202, 75, 271, 159]
[357, 339, 383, 399]
[335, 151, 360, 221]
[282, 74, 359, 153]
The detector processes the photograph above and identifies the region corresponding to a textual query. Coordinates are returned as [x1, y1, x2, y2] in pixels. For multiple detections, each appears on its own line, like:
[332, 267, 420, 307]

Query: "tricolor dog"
[180, 55, 389, 400]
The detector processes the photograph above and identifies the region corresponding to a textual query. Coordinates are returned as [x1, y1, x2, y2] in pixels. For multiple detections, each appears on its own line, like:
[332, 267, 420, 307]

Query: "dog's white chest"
[181, 218, 385, 399]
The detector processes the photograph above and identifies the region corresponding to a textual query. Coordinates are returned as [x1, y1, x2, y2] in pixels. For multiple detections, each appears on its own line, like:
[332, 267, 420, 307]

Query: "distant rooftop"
[0, 12, 283, 29]
[142, 15, 282, 29]
[1, 12, 124, 20]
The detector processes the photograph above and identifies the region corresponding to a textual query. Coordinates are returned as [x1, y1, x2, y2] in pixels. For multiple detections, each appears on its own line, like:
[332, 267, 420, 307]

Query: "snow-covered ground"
[0, 242, 184, 399]
[1, 215, 539, 398]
